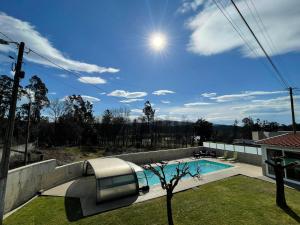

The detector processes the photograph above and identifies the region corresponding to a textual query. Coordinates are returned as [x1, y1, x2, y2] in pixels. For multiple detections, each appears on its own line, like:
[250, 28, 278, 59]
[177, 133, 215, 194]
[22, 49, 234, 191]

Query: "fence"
[203, 142, 261, 155]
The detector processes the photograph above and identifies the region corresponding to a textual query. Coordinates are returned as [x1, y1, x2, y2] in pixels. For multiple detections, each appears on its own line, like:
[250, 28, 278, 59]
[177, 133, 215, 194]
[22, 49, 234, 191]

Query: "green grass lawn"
[4, 175, 300, 225]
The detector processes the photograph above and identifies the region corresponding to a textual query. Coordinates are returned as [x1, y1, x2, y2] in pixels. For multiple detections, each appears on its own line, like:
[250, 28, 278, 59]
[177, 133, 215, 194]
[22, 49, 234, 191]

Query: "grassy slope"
[4, 175, 300, 225]
[42, 146, 104, 165]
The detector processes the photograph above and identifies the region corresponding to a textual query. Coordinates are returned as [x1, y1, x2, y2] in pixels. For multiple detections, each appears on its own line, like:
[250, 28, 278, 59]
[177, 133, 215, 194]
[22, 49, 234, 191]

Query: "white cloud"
[78, 76, 106, 84]
[232, 95, 300, 115]
[201, 92, 217, 98]
[108, 90, 148, 98]
[152, 90, 175, 96]
[60, 95, 100, 103]
[49, 92, 56, 95]
[58, 74, 68, 78]
[0, 13, 119, 73]
[161, 100, 171, 104]
[184, 102, 214, 107]
[153, 92, 300, 124]
[120, 98, 144, 103]
[178, 0, 206, 13]
[131, 109, 143, 113]
[210, 90, 286, 102]
[185, 0, 300, 57]
[99, 92, 106, 95]
[81, 95, 100, 102]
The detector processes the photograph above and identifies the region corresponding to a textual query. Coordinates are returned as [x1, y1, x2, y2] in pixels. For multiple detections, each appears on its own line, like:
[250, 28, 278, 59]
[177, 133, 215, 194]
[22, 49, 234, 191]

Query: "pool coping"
[144, 157, 237, 188]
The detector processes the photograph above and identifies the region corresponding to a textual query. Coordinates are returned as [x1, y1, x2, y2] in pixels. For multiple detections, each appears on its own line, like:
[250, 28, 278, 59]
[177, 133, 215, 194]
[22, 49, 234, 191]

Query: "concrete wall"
[41, 161, 84, 190]
[4, 159, 83, 214]
[114, 147, 200, 165]
[204, 147, 263, 166]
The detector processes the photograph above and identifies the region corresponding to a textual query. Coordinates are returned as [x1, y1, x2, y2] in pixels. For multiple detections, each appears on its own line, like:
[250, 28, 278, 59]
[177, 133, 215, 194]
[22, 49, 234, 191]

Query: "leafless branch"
[143, 160, 201, 193]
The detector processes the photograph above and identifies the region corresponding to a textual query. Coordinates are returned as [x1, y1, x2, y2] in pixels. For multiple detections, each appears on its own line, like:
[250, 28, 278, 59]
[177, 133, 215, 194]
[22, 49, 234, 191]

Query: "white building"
[257, 133, 300, 187]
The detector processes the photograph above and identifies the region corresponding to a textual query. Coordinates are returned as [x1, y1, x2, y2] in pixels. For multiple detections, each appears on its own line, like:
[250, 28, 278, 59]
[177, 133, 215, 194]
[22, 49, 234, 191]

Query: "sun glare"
[149, 32, 167, 52]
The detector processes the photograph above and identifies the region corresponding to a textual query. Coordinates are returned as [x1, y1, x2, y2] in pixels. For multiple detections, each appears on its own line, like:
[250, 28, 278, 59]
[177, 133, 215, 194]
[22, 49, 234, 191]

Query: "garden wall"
[204, 147, 263, 166]
[4, 159, 83, 214]
[114, 146, 200, 164]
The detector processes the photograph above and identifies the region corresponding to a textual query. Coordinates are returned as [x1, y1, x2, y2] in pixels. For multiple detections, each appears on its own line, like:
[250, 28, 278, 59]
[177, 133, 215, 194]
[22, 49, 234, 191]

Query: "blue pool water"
[144, 160, 233, 186]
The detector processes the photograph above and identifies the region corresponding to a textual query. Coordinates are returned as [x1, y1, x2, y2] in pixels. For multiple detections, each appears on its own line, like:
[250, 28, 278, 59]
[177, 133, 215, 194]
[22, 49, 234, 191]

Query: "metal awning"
[127, 161, 144, 173]
[86, 157, 134, 179]
[83, 157, 143, 203]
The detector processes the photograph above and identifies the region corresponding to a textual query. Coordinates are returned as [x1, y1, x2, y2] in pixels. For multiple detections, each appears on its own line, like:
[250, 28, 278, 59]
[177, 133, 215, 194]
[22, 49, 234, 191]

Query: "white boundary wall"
[203, 142, 263, 166]
[4, 160, 83, 214]
[203, 142, 262, 155]
[114, 147, 199, 165]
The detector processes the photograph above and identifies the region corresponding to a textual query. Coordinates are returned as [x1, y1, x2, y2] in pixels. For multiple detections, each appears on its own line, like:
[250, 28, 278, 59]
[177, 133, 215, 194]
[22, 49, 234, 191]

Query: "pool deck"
[39, 157, 272, 217]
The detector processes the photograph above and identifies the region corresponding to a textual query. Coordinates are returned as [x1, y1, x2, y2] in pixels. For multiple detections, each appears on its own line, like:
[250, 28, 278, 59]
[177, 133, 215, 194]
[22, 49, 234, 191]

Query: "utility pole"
[289, 87, 296, 134]
[24, 101, 32, 165]
[0, 42, 25, 224]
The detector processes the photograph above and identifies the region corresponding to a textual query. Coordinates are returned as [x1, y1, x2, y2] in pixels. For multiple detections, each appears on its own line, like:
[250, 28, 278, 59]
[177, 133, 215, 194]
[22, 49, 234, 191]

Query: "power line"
[230, 0, 289, 89]
[247, 0, 295, 87]
[27, 49, 107, 93]
[248, 0, 278, 54]
[0, 31, 14, 42]
[243, 0, 274, 55]
[212, 0, 259, 58]
[212, 0, 285, 86]
[0, 31, 108, 94]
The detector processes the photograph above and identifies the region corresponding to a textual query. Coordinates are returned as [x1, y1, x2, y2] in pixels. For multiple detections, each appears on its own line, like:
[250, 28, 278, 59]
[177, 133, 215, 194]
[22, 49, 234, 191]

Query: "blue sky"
[0, 0, 300, 124]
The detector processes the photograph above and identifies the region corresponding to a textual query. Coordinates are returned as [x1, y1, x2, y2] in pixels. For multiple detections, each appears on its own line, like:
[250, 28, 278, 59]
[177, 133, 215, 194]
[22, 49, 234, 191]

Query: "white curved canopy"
[86, 157, 134, 179]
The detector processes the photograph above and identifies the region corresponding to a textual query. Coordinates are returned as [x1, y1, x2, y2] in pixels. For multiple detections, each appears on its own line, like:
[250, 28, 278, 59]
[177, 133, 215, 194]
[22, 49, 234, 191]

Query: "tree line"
[0, 74, 297, 154]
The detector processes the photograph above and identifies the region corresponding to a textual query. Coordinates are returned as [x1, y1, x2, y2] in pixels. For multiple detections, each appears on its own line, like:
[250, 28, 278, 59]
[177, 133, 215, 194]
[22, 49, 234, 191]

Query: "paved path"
[42, 157, 272, 217]
[0, 143, 34, 159]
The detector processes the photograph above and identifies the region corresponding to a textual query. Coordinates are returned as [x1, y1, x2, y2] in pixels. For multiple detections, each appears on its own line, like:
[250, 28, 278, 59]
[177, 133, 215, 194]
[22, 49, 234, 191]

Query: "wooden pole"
[0, 42, 25, 224]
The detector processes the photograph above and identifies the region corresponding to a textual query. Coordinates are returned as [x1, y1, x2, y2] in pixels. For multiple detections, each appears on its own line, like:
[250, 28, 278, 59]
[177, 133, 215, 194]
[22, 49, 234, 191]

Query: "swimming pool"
[143, 160, 233, 186]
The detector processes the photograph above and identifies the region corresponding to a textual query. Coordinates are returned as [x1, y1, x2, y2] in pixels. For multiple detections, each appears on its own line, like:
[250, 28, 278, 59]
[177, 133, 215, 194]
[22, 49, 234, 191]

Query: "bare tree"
[47, 99, 66, 146]
[144, 161, 200, 225]
[47, 99, 66, 123]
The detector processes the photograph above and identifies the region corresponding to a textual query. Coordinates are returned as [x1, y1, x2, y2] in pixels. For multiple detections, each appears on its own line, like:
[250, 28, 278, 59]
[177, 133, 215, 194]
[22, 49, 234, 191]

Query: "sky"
[0, 0, 300, 125]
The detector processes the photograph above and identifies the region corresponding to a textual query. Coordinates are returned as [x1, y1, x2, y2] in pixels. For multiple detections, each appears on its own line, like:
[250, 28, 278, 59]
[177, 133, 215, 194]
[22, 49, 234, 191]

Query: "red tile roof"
[256, 133, 300, 148]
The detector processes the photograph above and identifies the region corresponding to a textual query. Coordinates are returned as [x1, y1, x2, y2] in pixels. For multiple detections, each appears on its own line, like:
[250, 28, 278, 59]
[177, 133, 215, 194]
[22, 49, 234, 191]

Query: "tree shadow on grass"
[64, 197, 83, 222]
[281, 205, 300, 223]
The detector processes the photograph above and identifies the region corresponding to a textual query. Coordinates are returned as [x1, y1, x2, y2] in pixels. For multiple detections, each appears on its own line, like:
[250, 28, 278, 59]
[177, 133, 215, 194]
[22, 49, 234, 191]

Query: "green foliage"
[194, 118, 213, 144]
[0, 75, 14, 119]
[25, 75, 50, 123]
[63, 95, 94, 124]
[143, 101, 155, 123]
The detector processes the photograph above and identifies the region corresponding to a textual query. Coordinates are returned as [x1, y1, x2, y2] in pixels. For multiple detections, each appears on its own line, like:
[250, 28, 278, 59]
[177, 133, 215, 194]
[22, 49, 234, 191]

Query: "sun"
[149, 32, 167, 52]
